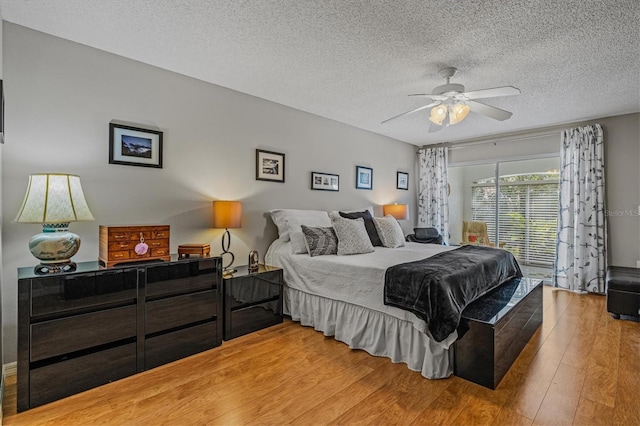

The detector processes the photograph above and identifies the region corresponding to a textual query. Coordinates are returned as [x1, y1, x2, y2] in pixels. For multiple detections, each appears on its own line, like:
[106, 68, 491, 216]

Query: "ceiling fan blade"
[381, 101, 440, 124]
[408, 93, 448, 101]
[463, 86, 520, 100]
[468, 100, 513, 121]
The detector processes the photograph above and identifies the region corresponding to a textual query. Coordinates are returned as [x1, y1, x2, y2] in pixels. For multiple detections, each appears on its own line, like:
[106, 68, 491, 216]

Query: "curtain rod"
[417, 115, 612, 152]
[418, 129, 560, 152]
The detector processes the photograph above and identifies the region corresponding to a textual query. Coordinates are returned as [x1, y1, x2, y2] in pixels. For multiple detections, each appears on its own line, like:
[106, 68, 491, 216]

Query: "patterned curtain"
[418, 147, 449, 244]
[554, 124, 606, 293]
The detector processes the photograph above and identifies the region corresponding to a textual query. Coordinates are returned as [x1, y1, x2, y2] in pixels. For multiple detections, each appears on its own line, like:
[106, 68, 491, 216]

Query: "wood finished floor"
[3, 286, 639, 425]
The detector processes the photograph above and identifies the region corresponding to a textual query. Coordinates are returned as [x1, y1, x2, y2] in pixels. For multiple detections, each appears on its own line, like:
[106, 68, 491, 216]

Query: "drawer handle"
[114, 235, 127, 240]
[119, 244, 130, 248]
[150, 242, 161, 247]
[114, 253, 126, 258]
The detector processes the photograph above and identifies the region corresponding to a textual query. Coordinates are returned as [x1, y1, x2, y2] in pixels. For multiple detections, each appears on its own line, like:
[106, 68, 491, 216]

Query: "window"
[472, 172, 559, 266]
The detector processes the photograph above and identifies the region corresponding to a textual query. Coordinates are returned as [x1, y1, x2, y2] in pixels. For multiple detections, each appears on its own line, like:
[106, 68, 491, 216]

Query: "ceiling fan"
[382, 67, 521, 132]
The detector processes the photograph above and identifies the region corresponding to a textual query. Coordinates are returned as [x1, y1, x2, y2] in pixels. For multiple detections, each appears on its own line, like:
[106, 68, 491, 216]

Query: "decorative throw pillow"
[338, 210, 383, 246]
[301, 225, 338, 257]
[269, 209, 329, 242]
[330, 214, 375, 255]
[373, 215, 406, 248]
[287, 214, 332, 254]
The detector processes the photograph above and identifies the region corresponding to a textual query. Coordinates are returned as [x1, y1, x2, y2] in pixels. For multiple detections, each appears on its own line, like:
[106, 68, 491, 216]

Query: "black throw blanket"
[384, 245, 522, 342]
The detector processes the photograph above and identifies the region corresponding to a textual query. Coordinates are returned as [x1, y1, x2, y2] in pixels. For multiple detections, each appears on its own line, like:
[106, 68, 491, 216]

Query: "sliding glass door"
[450, 157, 560, 267]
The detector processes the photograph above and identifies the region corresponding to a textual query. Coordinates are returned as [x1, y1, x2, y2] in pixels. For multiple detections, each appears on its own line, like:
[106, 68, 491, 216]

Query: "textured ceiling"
[1, 0, 638, 146]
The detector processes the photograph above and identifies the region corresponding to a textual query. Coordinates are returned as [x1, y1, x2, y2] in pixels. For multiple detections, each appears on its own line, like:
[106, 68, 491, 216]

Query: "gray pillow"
[301, 225, 338, 257]
[329, 213, 375, 255]
[338, 210, 383, 246]
[373, 215, 405, 248]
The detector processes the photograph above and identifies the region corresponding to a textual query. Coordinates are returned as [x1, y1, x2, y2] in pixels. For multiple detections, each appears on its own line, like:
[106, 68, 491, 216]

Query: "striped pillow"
[301, 225, 338, 257]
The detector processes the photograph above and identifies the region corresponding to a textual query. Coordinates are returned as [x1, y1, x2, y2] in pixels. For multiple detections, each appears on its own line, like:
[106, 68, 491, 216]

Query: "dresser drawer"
[109, 251, 130, 261]
[145, 258, 219, 298]
[145, 321, 217, 369]
[30, 269, 137, 317]
[109, 241, 135, 251]
[146, 291, 216, 335]
[31, 305, 137, 362]
[152, 228, 170, 239]
[150, 247, 169, 256]
[30, 342, 136, 408]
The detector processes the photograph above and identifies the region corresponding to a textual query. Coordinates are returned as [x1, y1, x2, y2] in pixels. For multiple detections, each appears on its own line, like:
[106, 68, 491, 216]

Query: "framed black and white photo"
[397, 172, 409, 190]
[109, 123, 163, 168]
[311, 172, 339, 191]
[355, 166, 373, 190]
[256, 149, 285, 183]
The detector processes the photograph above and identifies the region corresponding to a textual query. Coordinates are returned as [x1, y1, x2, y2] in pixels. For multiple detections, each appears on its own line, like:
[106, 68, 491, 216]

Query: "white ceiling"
[1, 0, 638, 146]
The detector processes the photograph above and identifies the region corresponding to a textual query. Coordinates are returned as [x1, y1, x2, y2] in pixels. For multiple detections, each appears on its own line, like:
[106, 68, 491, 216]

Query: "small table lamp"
[13, 173, 95, 274]
[383, 203, 408, 220]
[212, 200, 242, 274]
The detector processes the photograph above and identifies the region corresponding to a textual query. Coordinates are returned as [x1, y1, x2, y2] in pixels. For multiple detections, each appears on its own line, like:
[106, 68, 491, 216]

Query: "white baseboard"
[3, 362, 17, 377]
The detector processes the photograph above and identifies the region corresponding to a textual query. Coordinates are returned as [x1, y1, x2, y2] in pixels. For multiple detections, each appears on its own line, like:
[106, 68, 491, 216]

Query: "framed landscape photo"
[256, 149, 285, 183]
[311, 172, 339, 191]
[109, 123, 163, 168]
[397, 171, 409, 190]
[355, 166, 373, 190]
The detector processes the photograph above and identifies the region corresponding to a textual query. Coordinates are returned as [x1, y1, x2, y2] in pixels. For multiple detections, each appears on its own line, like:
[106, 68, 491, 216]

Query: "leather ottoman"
[606, 266, 640, 319]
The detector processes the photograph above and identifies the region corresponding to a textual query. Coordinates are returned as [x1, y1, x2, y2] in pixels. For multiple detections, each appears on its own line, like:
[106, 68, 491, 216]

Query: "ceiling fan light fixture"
[429, 105, 447, 125]
[449, 103, 470, 125]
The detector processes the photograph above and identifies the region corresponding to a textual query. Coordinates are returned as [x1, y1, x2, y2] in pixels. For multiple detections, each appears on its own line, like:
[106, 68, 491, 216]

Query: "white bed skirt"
[284, 286, 453, 379]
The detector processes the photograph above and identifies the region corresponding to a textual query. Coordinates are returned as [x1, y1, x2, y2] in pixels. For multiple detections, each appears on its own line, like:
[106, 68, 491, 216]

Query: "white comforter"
[265, 239, 459, 348]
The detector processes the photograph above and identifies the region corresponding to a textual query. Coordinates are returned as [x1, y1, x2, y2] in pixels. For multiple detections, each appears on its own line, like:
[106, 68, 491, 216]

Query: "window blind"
[472, 179, 559, 266]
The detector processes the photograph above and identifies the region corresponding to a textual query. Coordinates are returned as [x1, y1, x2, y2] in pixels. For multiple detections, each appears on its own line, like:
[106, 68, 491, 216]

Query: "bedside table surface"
[225, 264, 281, 278]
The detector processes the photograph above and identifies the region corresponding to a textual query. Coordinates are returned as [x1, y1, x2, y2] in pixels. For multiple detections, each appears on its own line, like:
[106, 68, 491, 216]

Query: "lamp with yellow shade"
[212, 200, 242, 274]
[383, 203, 408, 221]
[13, 173, 95, 274]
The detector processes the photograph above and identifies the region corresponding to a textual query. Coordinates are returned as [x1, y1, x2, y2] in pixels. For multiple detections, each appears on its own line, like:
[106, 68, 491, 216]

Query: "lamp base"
[29, 223, 81, 262]
[220, 228, 236, 276]
[34, 261, 77, 275]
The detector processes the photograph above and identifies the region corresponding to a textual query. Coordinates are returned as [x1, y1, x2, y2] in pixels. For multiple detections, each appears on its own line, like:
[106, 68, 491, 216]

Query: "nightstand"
[222, 264, 283, 340]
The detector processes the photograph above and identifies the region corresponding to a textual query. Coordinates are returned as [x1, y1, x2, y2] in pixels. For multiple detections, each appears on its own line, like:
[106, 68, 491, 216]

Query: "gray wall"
[1, 23, 417, 363]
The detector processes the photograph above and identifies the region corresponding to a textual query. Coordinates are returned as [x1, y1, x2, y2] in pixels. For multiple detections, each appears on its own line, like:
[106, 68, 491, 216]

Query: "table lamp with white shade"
[13, 173, 95, 274]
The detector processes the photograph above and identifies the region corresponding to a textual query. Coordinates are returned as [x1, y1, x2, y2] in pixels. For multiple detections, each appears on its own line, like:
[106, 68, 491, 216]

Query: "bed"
[264, 208, 521, 379]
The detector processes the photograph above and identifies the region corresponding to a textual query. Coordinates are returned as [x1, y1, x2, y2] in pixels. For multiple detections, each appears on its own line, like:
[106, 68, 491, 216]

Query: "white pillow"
[373, 215, 405, 248]
[330, 213, 374, 255]
[287, 213, 332, 254]
[270, 209, 328, 242]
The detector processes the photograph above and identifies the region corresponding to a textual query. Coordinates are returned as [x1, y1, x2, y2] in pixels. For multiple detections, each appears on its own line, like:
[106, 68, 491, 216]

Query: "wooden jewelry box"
[99, 225, 170, 268]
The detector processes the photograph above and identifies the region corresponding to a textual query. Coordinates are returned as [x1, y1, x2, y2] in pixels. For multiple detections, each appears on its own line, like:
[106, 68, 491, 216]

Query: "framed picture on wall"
[109, 123, 163, 168]
[355, 166, 373, 190]
[256, 149, 285, 183]
[397, 172, 409, 190]
[311, 172, 339, 191]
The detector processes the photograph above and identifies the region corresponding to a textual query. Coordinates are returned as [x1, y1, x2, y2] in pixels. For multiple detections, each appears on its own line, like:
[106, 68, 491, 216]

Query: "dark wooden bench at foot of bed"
[453, 277, 543, 389]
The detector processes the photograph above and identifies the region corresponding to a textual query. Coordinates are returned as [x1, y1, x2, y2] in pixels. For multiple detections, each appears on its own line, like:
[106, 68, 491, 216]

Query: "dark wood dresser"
[17, 255, 222, 411]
